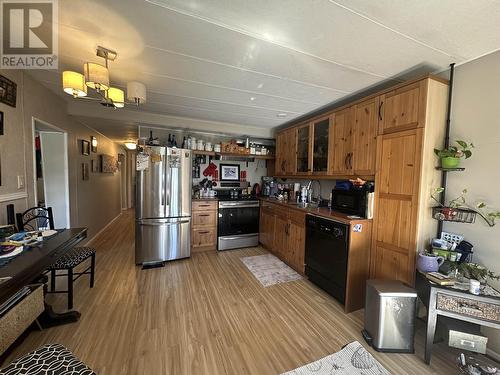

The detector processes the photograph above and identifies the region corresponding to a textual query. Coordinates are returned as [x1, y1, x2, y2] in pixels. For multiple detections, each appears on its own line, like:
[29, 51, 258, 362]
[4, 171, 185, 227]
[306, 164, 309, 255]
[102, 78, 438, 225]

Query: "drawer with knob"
[193, 211, 217, 227]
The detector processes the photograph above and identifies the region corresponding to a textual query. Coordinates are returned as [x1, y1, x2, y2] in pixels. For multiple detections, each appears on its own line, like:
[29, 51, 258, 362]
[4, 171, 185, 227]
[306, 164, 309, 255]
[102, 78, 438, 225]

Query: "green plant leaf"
[456, 140, 467, 148]
[464, 150, 472, 159]
[477, 202, 486, 209]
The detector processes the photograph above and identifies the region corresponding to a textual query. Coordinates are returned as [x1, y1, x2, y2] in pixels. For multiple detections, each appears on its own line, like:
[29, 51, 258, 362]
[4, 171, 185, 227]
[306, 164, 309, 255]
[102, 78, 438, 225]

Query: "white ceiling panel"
[333, 0, 500, 60]
[147, 0, 454, 74]
[24, 0, 500, 142]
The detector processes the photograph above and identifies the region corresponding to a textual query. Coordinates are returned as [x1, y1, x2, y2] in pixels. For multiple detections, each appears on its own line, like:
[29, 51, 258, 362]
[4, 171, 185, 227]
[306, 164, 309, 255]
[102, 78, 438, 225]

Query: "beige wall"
[443, 50, 500, 355]
[0, 70, 122, 240]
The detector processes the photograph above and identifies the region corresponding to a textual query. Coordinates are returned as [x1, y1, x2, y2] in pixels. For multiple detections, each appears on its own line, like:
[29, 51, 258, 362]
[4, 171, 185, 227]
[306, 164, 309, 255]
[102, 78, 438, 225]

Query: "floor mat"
[240, 254, 302, 287]
[281, 341, 390, 375]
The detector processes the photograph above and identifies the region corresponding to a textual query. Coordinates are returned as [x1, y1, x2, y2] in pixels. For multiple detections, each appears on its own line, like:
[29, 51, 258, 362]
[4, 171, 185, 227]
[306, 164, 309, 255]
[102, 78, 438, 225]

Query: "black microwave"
[331, 184, 374, 217]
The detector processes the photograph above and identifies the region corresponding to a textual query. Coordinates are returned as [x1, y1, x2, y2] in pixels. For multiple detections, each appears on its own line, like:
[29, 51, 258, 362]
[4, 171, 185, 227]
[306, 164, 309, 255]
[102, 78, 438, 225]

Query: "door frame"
[31, 117, 71, 228]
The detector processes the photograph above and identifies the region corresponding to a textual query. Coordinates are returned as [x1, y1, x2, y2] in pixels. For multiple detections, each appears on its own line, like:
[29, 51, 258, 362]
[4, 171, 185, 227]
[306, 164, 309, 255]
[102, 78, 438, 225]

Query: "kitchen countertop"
[259, 197, 372, 224]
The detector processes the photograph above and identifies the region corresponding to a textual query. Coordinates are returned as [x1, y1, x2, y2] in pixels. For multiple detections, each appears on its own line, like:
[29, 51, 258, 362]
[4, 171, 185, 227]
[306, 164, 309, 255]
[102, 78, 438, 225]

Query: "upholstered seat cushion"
[48, 247, 95, 270]
[0, 343, 96, 375]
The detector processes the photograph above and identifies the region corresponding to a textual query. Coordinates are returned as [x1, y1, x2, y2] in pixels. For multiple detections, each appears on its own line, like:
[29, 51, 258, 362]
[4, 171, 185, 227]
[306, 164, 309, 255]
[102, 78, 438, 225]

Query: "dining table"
[0, 227, 87, 327]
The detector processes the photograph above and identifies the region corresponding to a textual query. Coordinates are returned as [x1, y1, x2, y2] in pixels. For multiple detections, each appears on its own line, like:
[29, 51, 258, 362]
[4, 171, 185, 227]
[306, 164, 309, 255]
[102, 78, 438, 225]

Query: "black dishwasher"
[305, 214, 349, 304]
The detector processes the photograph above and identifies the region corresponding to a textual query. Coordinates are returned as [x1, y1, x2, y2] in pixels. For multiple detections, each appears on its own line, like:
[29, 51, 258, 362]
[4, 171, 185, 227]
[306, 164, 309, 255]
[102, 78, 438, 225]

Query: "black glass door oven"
[217, 201, 260, 250]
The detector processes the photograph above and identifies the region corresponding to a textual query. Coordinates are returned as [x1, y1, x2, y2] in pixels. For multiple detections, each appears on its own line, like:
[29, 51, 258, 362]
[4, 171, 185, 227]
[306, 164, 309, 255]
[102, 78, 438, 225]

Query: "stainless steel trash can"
[362, 279, 417, 353]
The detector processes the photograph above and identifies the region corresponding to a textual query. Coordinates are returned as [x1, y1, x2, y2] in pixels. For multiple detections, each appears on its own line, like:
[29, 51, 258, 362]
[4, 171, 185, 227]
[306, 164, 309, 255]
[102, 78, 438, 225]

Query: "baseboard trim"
[0, 192, 28, 203]
[486, 348, 500, 362]
[85, 212, 123, 246]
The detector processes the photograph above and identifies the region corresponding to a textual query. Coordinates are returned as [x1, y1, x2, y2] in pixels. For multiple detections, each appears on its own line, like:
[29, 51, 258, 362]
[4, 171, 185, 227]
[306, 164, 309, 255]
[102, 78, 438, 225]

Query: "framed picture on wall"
[220, 164, 240, 181]
[0, 111, 3, 135]
[91, 158, 99, 173]
[81, 140, 90, 155]
[101, 154, 117, 173]
[82, 163, 89, 180]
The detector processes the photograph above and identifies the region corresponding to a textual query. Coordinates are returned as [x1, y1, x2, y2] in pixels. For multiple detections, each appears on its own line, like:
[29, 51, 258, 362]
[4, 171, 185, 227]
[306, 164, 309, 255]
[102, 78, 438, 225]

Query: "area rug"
[240, 254, 302, 287]
[281, 341, 390, 375]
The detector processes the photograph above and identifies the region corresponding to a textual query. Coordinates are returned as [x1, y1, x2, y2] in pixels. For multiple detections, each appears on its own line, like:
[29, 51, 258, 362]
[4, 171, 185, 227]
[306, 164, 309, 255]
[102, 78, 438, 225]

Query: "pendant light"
[107, 87, 125, 108]
[62, 46, 146, 109]
[127, 81, 147, 105]
[62, 71, 87, 97]
[83, 62, 109, 91]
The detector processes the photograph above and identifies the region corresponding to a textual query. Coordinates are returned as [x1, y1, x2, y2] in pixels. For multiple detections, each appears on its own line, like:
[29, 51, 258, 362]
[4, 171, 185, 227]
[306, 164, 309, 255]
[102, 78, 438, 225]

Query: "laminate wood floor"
[4, 210, 463, 374]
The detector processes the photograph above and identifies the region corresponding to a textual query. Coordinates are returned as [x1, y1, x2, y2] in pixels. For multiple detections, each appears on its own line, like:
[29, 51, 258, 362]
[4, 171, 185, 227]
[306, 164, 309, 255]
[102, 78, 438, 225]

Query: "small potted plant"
[451, 262, 500, 285]
[434, 140, 474, 169]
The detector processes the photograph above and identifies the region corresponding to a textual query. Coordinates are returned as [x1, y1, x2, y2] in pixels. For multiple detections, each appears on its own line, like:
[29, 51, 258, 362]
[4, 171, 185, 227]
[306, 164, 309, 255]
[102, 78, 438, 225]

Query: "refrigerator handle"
[161, 154, 166, 207]
[165, 161, 171, 210]
[140, 220, 190, 226]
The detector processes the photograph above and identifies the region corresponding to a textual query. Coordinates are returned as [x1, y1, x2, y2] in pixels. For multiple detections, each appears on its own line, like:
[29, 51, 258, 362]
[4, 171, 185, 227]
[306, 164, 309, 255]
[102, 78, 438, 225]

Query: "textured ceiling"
[28, 0, 500, 140]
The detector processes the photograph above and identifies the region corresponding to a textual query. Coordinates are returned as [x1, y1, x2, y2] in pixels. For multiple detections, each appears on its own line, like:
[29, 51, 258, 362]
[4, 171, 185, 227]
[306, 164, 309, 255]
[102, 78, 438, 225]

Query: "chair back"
[16, 207, 55, 231]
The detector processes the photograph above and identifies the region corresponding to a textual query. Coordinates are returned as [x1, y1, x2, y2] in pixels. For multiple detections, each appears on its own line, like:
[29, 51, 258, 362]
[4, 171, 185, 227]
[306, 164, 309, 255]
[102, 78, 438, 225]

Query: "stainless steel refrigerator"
[135, 146, 192, 265]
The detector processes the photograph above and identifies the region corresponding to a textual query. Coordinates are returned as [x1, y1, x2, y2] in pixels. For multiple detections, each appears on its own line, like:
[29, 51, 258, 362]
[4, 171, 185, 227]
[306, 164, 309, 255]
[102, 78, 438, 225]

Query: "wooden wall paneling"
[352, 97, 378, 176]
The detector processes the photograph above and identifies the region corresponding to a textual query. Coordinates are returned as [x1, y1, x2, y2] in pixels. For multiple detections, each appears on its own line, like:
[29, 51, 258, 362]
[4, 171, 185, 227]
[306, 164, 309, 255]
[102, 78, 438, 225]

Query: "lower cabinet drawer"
[192, 211, 217, 227]
[192, 227, 217, 248]
[0, 284, 44, 355]
[192, 201, 217, 211]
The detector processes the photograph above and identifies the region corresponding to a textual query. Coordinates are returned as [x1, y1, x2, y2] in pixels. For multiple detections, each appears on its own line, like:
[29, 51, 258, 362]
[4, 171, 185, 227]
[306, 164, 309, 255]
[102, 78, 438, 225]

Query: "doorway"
[32, 118, 70, 228]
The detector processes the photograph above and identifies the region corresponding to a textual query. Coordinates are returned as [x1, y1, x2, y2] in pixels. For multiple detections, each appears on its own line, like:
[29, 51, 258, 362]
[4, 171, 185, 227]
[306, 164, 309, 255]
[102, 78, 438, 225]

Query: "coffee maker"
[261, 177, 277, 197]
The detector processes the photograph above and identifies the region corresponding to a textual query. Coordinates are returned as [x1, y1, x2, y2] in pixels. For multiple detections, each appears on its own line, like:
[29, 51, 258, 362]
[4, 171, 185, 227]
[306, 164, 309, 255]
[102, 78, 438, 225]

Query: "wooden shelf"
[192, 150, 275, 160]
[192, 150, 216, 156]
[435, 167, 465, 171]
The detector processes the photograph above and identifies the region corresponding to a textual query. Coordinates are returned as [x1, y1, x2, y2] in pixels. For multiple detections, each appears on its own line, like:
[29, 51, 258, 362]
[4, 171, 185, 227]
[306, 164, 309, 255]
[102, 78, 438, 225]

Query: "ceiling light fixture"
[127, 81, 147, 105]
[277, 113, 287, 118]
[250, 97, 256, 101]
[125, 142, 137, 150]
[61, 46, 146, 109]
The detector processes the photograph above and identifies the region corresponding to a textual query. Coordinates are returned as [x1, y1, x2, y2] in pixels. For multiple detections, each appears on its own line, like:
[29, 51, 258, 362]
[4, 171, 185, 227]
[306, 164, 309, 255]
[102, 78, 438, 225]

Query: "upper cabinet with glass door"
[296, 124, 312, 174]
[312, 116, 331, 174]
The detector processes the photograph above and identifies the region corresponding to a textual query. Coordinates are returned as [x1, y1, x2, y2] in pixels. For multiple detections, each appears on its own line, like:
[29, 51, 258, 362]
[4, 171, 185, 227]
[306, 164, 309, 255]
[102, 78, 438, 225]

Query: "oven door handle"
[219, 203, 260, 208]
[220, 234, 258, 240]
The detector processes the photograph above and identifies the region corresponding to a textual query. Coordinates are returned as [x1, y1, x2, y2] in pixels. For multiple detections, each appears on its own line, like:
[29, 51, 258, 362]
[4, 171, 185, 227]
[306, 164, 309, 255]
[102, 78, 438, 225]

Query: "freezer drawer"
[135, 218, 191, 265]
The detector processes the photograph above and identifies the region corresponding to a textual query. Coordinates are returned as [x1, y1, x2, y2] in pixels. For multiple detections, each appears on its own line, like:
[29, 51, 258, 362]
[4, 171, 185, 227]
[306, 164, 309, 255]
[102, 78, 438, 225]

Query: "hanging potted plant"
[434, 140, 474, 169]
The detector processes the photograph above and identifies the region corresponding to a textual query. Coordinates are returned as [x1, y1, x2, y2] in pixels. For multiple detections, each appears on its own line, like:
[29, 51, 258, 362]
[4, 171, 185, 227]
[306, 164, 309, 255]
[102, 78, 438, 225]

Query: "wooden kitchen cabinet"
[352, 97, 378, 175]
[191, 200, 217, 252]
[312, 116, 331, 174]
[371, 77, 449, 285]
[378, 81, 426, 135]
[275, 128, 297, 176]
[259, 202, 306, 274]
[259, 204, 275, 249]
[330, 107, 353, 176]
[296, 124, 312, 174]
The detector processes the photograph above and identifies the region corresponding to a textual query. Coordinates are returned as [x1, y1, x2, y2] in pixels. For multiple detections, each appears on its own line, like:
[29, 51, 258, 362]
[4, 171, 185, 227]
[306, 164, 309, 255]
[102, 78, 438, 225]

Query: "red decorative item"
[203, 162, 218, 177]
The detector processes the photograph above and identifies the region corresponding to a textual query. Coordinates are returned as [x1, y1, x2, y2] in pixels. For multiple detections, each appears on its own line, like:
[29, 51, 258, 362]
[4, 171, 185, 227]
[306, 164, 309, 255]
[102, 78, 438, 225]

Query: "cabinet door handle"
[198, 214, 210, 217]
[348, 152, 353, 170]
[198, 231, 210, 234]
[378, 101, 384, 121]
[344, 153, 349, 170]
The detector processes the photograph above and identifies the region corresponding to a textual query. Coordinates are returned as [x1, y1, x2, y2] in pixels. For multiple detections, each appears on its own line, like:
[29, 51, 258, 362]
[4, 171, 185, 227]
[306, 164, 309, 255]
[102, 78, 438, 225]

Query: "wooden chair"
[16, 207, 96, 310]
